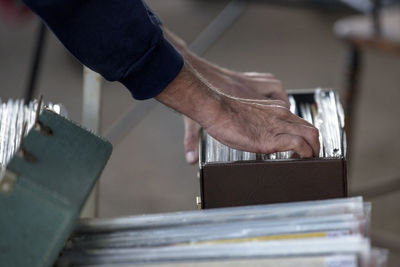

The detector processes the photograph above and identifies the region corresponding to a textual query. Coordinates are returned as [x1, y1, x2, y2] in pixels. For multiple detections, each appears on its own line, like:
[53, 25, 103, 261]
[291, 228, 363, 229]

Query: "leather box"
[199, 158, 347, 209]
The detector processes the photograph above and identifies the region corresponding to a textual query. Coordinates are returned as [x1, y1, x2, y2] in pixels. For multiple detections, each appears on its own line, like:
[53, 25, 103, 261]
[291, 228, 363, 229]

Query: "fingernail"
[186, 151, 196, 163]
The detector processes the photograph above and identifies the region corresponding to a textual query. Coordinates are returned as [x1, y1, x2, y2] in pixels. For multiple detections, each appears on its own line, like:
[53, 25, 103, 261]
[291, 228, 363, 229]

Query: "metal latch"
[196, 196, 202, 210]
[0, 170, 17, 194]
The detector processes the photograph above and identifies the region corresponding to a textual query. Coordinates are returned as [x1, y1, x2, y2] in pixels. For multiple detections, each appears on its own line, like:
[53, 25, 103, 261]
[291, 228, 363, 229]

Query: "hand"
[223, 71, 289, 104]
[205, 96, 319, 158]
[183, 70, 289, 164]
[156, 64, 320, 164]
[163, 28, 301, 163]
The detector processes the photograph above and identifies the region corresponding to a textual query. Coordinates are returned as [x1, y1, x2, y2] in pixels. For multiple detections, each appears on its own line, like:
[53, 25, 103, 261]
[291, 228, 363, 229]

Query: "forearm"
[155, 63, 223, 129]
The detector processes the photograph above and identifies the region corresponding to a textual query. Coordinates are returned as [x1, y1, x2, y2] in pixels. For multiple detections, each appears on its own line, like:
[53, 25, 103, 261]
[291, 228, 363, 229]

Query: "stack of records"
[203, 88, 346, 162]
[0, 98, 65, 182]
[0, 100, 111, 267]
[58, 197, 388, 267]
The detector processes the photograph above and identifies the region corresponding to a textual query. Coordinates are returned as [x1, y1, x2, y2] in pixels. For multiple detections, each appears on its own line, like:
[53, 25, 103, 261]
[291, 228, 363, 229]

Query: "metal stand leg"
[24, 22, 47, 104]
[104, 100, 158, 146]
[344, 44, 362, 159]
[371, 0, 382, 36]
[189, 0, 247, 55]
[80, 67, 102, 218]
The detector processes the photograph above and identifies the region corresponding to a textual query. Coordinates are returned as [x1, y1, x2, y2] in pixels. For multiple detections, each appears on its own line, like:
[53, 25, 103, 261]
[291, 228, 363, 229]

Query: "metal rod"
[81, 67, 102, 218]
[371, 0, 382, 36]
[337, 0, 373, 13]
[24, 22, 47, 104]
[344, 45, 362, 161]
[82, 67, 102, 133]
[104, 100, 158, 146]
[189, 0, 247, 55]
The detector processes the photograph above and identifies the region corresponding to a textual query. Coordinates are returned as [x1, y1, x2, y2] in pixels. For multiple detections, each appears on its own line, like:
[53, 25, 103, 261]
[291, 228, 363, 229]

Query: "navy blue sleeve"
[23, 0, 184, 100]
[143, 2, 163, 25]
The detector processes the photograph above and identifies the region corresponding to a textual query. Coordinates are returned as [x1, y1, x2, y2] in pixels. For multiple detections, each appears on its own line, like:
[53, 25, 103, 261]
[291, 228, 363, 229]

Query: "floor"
[1, 0, 399, 266]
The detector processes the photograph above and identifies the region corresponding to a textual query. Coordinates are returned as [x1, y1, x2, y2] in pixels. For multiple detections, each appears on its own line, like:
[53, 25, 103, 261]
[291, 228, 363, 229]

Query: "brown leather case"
[200, 158, 347, 209]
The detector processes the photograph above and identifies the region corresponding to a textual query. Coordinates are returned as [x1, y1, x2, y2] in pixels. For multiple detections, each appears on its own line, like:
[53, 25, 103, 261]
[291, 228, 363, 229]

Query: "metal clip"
[35, 121, 53, 136]
[34, 95, 43, 125]
[196, 196, 202, 210]
[0, 170, 17, 193]
[16, 122, 37, 163]
[16, 148, 37, 163]
[33, 96, 53, 136]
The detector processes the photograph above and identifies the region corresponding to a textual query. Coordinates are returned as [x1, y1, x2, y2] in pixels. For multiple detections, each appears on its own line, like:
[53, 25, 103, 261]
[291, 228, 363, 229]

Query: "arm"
[23, 0, 183, 100]
[24, 1, 319, 159]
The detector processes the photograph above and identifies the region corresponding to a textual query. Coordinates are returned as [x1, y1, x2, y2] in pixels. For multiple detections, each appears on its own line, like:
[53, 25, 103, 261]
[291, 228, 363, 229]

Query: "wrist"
[155, 63, 224, 129]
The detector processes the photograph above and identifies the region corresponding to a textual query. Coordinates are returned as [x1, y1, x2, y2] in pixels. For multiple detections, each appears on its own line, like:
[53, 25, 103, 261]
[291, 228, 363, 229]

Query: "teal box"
[0, 110, 112, 267]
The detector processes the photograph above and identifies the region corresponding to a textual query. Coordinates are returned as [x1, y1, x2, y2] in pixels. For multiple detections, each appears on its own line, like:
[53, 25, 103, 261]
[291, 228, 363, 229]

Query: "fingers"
[271, 134, 314, 158]
[252, 103, 315, 129]
[282, 111, 316, 129]
[266, 107, 320, 156]
[254, 80, 289, 104]
[219, 98, 319, 156]
[238, 102, 320, 157]
[268, 84, 289, 104]
[183, 116, 201, 164]
[239, 76, 289, 104]
[237, 98, 290, 109]
[212, 88, 289, 109]
[279, 122, 320, 157]
[243, 72, 275, 79]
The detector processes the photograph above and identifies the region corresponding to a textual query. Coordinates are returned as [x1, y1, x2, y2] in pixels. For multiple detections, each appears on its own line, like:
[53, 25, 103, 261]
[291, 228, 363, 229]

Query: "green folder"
[0, 109, 112, 267]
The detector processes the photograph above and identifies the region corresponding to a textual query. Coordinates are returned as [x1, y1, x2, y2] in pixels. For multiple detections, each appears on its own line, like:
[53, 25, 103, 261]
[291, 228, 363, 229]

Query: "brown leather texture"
[200, 158, 347, 209]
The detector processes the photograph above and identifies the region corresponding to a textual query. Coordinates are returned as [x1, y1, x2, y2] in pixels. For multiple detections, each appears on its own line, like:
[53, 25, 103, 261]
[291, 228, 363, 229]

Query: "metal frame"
[80, 67, 102, 218]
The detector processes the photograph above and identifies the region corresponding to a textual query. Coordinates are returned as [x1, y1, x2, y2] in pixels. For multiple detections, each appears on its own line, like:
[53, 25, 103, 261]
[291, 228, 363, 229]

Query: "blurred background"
[1, 0, 400, 265]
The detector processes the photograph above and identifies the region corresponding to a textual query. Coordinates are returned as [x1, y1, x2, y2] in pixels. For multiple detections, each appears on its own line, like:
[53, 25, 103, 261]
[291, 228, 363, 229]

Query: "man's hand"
[163, 28, 298, 163]
[155, 63, 320, 165]
[205, 96, 319, 158]
[183, 69, 289, 164]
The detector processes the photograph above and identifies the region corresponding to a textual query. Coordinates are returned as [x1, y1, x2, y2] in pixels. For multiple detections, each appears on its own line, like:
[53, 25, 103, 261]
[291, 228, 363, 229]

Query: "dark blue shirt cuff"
[121, 37, 183, 100]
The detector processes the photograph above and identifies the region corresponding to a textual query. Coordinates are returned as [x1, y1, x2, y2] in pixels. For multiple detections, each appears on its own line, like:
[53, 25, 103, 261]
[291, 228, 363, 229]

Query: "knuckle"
[291, 136, 304, 148]
[276, 107, 290, 118]
[309, 127, 320, 139]
[274, 80, 282, 87]
[261, 142, 275, 154]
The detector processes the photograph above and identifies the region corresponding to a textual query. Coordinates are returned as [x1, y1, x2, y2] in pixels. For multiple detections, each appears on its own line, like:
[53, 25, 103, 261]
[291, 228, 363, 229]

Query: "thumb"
[183, 116, 201, 164]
